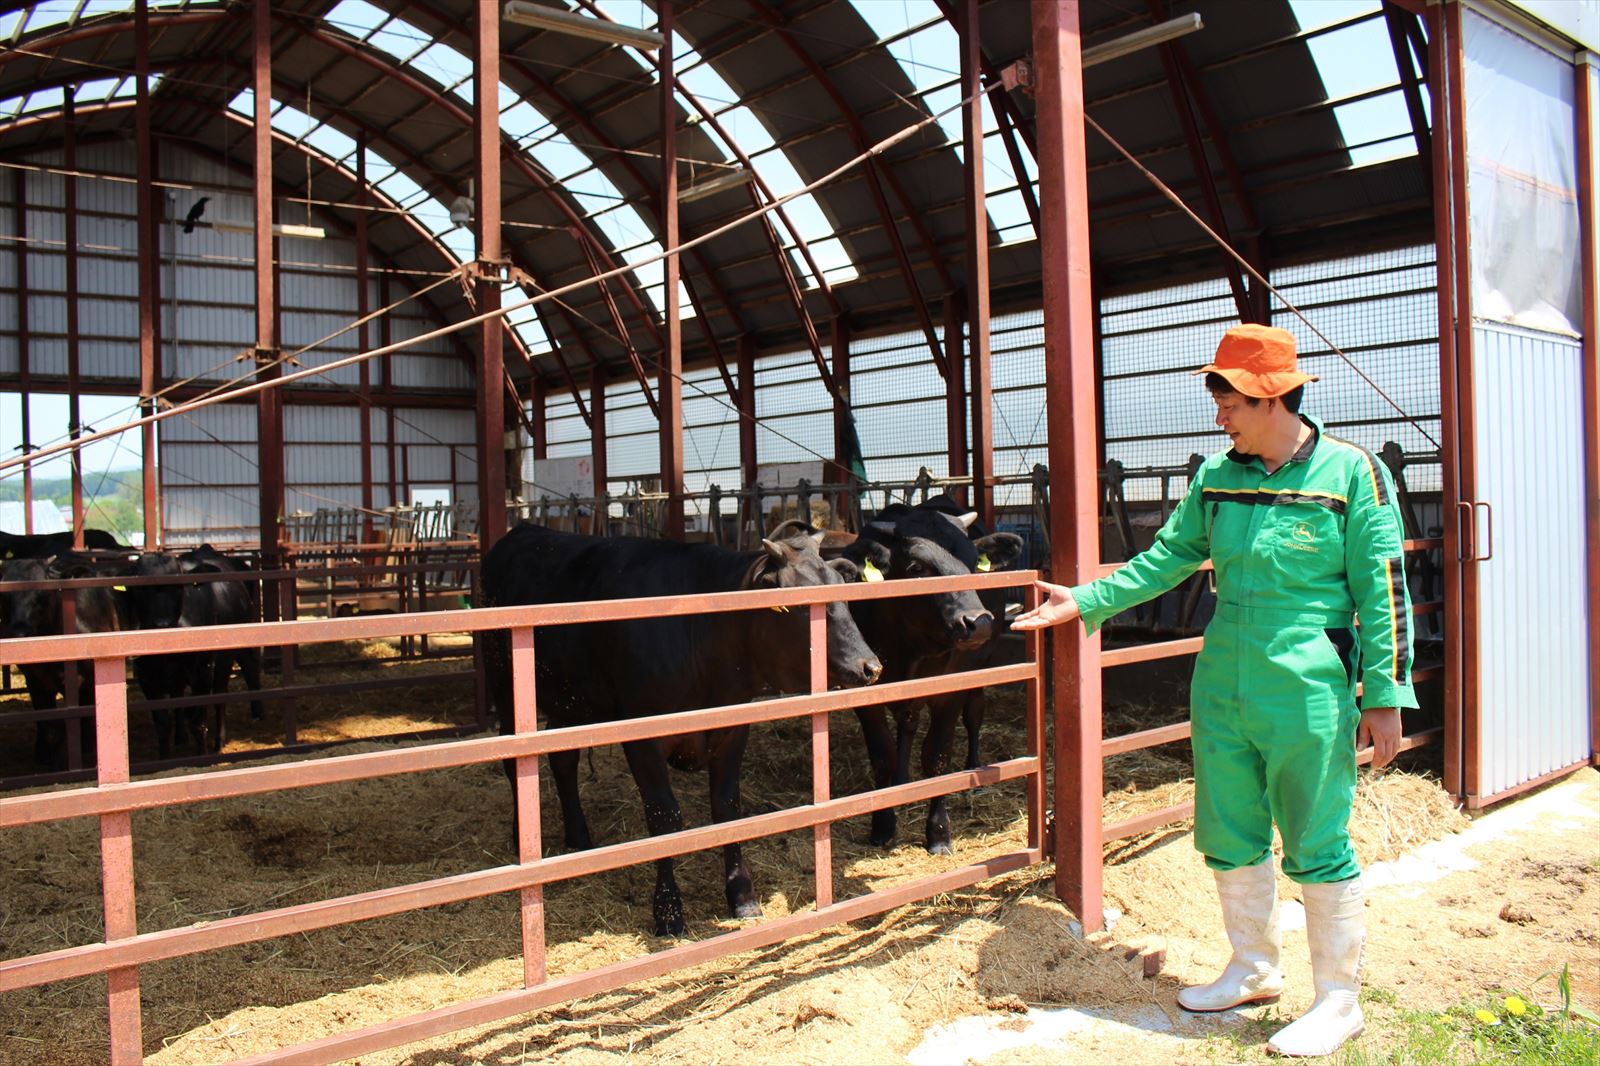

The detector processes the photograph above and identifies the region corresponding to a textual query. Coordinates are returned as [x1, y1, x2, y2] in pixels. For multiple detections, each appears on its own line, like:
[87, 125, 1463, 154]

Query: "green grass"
[1337, 967, 1600, 1066]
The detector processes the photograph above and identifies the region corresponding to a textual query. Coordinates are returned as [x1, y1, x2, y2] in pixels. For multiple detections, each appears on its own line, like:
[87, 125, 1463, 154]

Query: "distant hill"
[0, 469, 142, 503]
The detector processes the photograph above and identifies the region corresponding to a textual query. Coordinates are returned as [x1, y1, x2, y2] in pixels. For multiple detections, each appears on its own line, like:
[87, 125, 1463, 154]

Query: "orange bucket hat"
[1193, 323, 1317, 399]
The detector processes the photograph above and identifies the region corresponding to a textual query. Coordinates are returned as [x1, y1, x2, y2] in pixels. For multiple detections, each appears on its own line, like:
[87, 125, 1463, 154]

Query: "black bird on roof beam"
[181, 195, 209, 234]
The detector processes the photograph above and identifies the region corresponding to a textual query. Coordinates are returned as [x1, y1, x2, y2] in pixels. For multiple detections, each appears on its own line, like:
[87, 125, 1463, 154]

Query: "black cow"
[0, 553, 123, 769]
[823, 497, 1023, 854]
[0, 529, 124, 559]
[121, 545, 264, 758]
[480, 522, 883, 937]
[905, 496, 1025, 774]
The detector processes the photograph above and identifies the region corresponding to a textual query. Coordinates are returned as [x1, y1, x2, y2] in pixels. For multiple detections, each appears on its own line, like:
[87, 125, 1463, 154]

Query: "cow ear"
[973, 531, 1024, 569]
[827, 557, 861, 583]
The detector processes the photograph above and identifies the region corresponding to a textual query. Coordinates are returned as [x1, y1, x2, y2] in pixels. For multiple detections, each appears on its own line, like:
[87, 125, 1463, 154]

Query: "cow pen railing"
[0, 553, 488, 791]
[0, 569, 1046, 1065]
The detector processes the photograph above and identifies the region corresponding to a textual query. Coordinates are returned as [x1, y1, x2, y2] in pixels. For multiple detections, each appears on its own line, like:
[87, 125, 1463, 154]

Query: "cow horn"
[808, 530, 825, 549]
[761, 538, 790, 562]
[941, 511, 979, 531]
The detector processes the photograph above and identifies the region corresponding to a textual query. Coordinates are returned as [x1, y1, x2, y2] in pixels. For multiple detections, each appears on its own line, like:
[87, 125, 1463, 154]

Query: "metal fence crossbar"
[0, 571, 1045, 1065]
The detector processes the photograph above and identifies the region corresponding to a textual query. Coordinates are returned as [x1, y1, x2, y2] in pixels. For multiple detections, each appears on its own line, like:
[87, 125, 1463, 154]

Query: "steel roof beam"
[740, 0, 950, 380]
[1384, 0, 1432, 192]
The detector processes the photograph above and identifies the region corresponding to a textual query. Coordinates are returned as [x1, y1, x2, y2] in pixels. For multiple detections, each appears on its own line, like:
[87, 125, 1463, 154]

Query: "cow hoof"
[732, 899, 762, 920]
[654, 917, 687, 938]
[927, 841, 954, 857]
[870, 830, 896, 849]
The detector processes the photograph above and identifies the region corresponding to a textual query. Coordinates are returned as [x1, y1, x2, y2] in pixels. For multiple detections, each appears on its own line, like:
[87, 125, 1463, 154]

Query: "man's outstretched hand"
[1010, 580, 1081, 631]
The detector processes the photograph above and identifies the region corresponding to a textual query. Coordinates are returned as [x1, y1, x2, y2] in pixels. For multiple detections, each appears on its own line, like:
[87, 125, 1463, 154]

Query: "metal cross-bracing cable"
[0, 84, 981, 478]
[1084, 114, 1442, 449]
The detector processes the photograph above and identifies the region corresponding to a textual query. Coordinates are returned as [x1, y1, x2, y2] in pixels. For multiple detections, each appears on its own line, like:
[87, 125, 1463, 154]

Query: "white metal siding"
[1470, 323, 1591, 797]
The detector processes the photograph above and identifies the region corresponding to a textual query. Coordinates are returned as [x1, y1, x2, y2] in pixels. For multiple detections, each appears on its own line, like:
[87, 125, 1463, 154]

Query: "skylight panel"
[74, 78, 119, 102]
[411, 41, 474, 101]
[1288, 0, 1415, 168]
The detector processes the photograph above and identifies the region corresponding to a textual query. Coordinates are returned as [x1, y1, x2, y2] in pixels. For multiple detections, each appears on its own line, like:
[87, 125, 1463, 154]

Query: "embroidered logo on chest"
[1284, 519, 1322, 554]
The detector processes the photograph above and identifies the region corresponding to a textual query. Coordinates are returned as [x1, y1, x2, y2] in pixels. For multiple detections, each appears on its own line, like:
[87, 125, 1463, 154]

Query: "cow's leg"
[549, 747, 593, 850]
[208, 653, 234, 753]
[620, 738, 687, 937]
[921, 699, 964, 855]
[707, 727, 758, 919]
[854, 705, 898, 847]
[23, 670, 63, 770]
[962, 689, 984, 771]
[238, 647, 265, 721]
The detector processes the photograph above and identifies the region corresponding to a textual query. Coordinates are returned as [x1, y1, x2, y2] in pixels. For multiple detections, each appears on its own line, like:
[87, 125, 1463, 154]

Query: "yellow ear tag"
[861, 559, 884, 583]
[976, 554, 992, 573]
[113, 585, 127, 592]
[770, 604, 790, 614]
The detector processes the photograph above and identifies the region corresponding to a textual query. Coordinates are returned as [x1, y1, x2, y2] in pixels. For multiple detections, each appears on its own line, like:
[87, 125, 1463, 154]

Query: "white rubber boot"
[1177, 862, 1284, 1012]
[1268, 877, 1366, 1057]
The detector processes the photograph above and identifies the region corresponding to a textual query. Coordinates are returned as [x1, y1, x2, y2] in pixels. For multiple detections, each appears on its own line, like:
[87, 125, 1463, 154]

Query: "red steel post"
[659, 0, 685, 539]
[253, 0, 285, 629]
[1033, 0, 1104, 932]
[529, 374, 547, 461]
[475, 0, 507, 550]
[95, 656, 143, 1064]
[15, 183, 31, 532]
[136, 0, 160, 549]
[962, 0, 994, 525]
[510, 626, 546, 984]
[1575, 59, 1600, 765]
[65, 96, 84, 550]
[944, 292, 969, 502]
[738, 334, 757, 534]
[356, 136, 375, 544]
[590, 366, 608, 509]
[831, 316, 851, 487]
[809, 603, 832, 909]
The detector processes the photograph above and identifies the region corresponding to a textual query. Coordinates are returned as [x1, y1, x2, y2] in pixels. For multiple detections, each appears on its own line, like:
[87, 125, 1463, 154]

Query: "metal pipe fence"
[0, 569, 1045, 1065]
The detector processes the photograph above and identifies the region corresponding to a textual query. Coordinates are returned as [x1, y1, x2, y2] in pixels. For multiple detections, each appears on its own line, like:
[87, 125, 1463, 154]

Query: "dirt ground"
[1, 652, 1596, 1065]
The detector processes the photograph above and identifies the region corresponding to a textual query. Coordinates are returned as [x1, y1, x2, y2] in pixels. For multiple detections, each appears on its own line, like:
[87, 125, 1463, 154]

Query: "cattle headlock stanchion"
[0, 570, 1047, 1064]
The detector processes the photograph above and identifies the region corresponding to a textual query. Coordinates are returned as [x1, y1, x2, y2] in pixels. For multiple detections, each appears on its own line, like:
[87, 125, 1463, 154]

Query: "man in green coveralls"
[1014, 324, 1414, 1057]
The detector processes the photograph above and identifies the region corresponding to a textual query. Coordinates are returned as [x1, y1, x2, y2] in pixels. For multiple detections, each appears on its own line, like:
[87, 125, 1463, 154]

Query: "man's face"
[1212, 389, 1273, 455]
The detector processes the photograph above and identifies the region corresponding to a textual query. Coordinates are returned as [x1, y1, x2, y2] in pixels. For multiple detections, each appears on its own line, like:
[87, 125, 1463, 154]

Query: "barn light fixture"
[677, 168, 755, 204]
[502, 1, 664, 51]
[1081, 13, 1203, 68]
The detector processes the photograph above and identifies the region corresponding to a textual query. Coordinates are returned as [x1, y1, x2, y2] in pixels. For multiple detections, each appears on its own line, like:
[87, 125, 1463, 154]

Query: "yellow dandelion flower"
[1505, 996, 1528, 1016]
[1475, 1009, 1499, 1025]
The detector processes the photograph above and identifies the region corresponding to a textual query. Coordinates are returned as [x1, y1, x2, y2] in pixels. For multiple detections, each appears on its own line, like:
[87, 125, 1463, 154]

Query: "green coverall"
[1071, 415, 1418, 883]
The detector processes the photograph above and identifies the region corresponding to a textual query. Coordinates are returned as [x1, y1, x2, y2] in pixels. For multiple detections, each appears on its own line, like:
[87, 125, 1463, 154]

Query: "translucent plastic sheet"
[1463, 9, 1581, 334]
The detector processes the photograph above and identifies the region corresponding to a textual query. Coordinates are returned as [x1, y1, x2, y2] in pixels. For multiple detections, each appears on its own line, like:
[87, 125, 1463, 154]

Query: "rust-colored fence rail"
[0, 569, 1045, 1065]
[0, 553, 487, 790]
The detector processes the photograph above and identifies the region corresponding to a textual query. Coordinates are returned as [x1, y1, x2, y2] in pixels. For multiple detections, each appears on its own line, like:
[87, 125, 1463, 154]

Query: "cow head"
[122, 552, 187, 631]
[747, 528, 883, 691]
[0, 558, 55, 639]
[858, 504, 1024, 651]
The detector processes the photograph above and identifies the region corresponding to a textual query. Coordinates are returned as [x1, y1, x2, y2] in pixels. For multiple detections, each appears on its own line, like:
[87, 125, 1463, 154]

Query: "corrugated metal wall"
[0, 140, 481, 544]
[1470, 323, 1591, 796]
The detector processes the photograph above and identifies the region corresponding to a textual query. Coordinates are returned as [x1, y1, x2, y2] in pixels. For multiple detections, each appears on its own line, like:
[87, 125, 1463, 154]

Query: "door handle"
[1456, 500, 1492, 562]
[1472, 501, 1493, 562]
